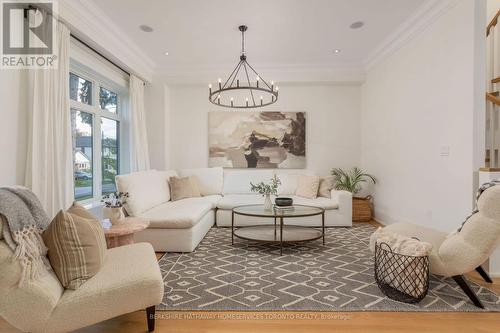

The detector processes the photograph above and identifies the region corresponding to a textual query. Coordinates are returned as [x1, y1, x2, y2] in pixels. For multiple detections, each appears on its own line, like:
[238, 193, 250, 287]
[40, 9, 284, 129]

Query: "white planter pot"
[102, 207, 125, 225]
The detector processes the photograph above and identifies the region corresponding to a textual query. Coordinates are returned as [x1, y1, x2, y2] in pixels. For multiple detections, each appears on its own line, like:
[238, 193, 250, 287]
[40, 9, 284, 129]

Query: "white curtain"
[129, 74, 151, 171]
[25, 21, 74, 217]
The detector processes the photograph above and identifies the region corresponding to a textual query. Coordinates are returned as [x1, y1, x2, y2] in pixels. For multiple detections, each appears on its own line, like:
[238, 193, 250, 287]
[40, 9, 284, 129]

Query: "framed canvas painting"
[208, 111, 306, 168]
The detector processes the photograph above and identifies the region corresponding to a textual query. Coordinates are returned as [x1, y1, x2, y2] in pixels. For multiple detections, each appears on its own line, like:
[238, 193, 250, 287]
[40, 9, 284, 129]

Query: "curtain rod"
[70, 34, 131, 77]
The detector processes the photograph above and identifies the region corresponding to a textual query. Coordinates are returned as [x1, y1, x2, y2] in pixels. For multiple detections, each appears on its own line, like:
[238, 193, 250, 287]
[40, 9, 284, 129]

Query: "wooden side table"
[103, 217, 149, 249]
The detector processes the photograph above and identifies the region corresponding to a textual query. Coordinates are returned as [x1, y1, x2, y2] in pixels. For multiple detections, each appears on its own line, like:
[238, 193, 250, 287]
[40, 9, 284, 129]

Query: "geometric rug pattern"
[158, 223, 500, 312]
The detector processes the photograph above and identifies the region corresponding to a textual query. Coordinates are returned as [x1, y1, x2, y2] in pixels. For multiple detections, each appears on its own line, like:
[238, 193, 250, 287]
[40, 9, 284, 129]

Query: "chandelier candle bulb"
[230, 97, 234, 107]
[246, 97, 249, 107]
[260, 95, 263, 105]
[237, 79, 240, 87]
[218, 78, 222, 89]
[271, 81, 274, 90]
[256, 76, 259, 88]
[208, 84, 212, 94]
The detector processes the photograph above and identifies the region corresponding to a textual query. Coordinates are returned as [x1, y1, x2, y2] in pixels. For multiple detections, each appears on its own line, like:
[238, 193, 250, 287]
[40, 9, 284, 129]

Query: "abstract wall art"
[208, 111, 306, 168]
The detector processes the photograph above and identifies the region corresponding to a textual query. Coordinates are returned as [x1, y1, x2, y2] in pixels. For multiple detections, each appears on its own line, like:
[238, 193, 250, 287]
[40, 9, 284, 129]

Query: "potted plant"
[250, 175, 281, 210]
[331, 167, 377, 222]
[101, 192, 129, 224]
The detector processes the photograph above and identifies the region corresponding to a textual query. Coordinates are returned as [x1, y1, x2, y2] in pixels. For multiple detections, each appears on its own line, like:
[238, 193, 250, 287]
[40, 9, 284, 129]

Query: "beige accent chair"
[0, 218, 164, 332]
[370, 186, 500, 308]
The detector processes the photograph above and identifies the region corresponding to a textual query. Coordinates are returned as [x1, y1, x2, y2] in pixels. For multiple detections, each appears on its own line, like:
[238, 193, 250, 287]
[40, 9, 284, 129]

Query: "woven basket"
[374, 242, 430, 303]
[352, 196, 373, 222]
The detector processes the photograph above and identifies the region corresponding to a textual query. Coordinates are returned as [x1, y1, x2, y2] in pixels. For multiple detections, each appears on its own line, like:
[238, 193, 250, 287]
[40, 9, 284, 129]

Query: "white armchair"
[0, 229, 164, 333]
[370, 186, 500, 308]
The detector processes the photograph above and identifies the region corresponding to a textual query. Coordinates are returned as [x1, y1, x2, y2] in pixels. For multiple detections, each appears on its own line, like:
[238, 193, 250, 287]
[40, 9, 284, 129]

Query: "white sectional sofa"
[116, 167, 352, 252]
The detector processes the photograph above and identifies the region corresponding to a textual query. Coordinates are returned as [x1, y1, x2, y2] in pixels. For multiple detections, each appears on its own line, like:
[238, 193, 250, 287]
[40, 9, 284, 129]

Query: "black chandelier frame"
[208, 25, 278, 109]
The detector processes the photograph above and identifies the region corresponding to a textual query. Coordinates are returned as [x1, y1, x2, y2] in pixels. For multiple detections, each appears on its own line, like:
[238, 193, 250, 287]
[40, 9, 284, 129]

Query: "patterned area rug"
[158, 223, 500, 311]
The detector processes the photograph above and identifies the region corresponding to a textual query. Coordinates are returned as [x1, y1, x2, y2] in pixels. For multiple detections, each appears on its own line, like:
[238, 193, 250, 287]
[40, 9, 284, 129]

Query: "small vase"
[264, 194, 273, 211]
[103, 207, 125, 225]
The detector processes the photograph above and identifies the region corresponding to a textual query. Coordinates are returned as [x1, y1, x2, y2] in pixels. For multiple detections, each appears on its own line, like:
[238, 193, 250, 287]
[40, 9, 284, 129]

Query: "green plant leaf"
[331, 167, 376, 194]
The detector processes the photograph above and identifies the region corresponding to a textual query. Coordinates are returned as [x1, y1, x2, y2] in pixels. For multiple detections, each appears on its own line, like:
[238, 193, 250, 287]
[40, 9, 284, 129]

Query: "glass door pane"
[71, 109, 94, 200]
[101, 117, 119, 194]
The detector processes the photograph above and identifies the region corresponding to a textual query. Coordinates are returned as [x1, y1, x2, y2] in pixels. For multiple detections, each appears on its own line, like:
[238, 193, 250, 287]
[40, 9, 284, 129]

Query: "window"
[70, 71, 125, 201]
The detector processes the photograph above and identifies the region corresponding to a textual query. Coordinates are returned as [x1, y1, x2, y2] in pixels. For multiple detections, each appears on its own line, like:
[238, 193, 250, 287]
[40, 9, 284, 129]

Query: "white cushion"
[42, 243, 163, 333]
[179, 167, 223, 195]
[276, 173, 299, 195]
[223, 170, 274, 194]
[116, 170, 178, 216]
[217, 194, 266, 210]
[192, 195, 223, 209]
[139, 199, 212, 229]
[290, 195, 339, 210]
[295, 175, 320, 199]
[217, 194, 338, 210]
[173, 194, 222, 209]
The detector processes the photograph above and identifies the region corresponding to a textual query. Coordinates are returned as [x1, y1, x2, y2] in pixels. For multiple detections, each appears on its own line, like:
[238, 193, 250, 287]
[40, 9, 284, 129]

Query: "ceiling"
[91, 0, 426, 75]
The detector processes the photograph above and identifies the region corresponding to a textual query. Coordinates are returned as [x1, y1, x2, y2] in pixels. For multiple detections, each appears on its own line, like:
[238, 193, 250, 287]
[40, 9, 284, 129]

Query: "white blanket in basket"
[370, 228, 433, 298]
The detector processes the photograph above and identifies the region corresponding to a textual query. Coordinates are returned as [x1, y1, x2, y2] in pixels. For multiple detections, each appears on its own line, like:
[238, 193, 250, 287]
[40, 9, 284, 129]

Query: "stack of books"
[273, 205, 295, 212]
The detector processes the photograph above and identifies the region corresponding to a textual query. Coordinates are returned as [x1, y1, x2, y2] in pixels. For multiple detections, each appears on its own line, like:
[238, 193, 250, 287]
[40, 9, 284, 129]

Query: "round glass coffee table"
[231, 204, 325, 255]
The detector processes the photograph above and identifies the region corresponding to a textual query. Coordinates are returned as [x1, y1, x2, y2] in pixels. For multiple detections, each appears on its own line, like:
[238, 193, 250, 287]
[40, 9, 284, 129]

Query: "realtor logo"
[1, 0, 57, 68]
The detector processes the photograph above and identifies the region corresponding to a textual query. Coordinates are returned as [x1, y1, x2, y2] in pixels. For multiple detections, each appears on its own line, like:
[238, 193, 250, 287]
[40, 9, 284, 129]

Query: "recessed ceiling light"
[139, 24, 153, 32]
[333, 49, 341, 54]
[164, 51, 169, 56]
[350, 21, 364, 29]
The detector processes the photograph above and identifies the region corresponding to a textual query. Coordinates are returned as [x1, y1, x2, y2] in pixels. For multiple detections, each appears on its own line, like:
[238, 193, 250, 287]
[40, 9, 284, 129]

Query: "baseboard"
[371, 217, 385, 227]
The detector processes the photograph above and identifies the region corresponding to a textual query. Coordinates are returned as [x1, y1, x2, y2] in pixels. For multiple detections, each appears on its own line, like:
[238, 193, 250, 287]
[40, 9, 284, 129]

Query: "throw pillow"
[295, 175, 320, 199]
[188, 176, 202, 197]
[318, 176, 335, 198]
[67, 202, 107, 254]
[43, 209, 106, 290]
[169, 176, 201, 201]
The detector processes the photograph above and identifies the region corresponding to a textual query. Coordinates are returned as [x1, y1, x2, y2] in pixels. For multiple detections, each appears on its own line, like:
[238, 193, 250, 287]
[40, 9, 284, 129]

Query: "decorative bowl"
[275, 197, 293, 207]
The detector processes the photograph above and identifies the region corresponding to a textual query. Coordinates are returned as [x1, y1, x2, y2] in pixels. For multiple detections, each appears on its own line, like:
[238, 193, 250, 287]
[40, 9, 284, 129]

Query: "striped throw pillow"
[43, 204, 106, 289]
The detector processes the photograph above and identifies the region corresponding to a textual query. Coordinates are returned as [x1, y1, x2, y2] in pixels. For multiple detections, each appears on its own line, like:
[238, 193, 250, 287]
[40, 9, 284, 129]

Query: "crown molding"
[363, 0, 460, 70]
[156, 63, 366, 85]
[59, 0, 156, 82]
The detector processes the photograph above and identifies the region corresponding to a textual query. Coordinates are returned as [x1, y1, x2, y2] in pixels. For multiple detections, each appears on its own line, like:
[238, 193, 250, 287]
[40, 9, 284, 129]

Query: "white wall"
[165, 83, 361, 175]
[360, 0, 486, 232]
[145, 75, 169, 170]
[0, 70, 29, 186]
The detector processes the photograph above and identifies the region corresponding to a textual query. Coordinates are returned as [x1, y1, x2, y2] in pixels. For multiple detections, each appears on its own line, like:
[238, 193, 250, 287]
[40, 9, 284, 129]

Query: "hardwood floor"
[1, 221, 499, 333]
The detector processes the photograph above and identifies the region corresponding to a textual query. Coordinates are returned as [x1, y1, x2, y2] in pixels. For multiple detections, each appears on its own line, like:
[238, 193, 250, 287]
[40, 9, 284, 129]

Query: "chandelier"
[208, 25, 278, 108]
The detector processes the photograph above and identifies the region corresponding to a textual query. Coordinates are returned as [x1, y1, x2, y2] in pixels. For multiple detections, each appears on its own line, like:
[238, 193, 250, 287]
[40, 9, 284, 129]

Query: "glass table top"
[232, 204, 324, 217]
